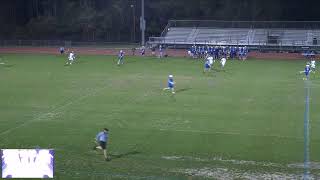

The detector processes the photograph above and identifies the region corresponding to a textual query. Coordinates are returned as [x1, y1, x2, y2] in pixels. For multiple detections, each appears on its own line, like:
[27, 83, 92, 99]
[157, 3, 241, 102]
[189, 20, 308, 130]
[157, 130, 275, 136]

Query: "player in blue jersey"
[300, 64, 311, 80]
[59, 47, 65, 54]
[117, 50, 124, 65]
[197, 46, 201, 58]
[243, 46, 248, 60]
[214, 46, 219, 60]
[200, 46, 205, 58]
[163, 75, 175, 94]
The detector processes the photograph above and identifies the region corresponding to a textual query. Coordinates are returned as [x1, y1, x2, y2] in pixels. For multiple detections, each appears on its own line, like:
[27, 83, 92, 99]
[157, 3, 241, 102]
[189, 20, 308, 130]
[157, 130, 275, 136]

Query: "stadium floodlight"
[140, 0, 145, 46]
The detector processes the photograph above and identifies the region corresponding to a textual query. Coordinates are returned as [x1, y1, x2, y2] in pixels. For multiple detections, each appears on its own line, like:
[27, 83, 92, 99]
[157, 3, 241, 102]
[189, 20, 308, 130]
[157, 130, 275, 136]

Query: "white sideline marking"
[162, 155, 320, 170]
[159, 128, 304, 140]
[0, 62, 5, 64]
[175, 167, 316, 180]
[162, 155, 282, 167]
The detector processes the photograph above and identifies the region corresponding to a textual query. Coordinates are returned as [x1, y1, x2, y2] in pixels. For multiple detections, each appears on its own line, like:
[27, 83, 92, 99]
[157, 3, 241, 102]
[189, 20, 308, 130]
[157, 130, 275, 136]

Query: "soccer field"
[0, 54, 320, 179]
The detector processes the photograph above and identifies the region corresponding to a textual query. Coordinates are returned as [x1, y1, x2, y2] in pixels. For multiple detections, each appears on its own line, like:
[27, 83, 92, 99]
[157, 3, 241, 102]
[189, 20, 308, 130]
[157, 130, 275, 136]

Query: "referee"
[93, 128, 109, 161]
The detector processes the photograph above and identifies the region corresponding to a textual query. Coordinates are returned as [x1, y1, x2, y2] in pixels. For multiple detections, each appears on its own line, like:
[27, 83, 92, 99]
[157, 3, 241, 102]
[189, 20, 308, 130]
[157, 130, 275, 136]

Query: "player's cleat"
[105, 157, 111, 161]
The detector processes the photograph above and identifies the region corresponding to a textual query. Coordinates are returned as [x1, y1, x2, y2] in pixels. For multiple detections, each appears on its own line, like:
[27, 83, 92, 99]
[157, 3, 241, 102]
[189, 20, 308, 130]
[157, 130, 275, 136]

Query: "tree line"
[0, 0, 319, 42]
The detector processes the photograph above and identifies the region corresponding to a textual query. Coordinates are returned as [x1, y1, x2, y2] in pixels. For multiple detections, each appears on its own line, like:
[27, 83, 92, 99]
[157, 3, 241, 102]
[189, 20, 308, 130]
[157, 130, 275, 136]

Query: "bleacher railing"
[168, 20, 320, 29]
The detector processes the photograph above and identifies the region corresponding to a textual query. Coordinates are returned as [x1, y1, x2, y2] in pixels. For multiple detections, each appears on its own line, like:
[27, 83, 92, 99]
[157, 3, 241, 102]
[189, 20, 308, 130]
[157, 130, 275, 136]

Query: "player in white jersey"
[220, 57, 227, 68]
[66, 51, 75, 65]
[205, 54, 214, 69]
[311, 60, 316, 72]
[208, 56, 214, 66]
[117, 50, 125, 65]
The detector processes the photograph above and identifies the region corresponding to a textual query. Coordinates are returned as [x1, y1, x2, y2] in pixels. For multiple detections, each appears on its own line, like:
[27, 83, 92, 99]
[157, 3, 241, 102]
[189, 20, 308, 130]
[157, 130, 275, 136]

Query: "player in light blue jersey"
[163, 75, 175, 94]
[93, 128, 110, 161]
[117, 50, 124, 65]
[204, 58, 211, 73]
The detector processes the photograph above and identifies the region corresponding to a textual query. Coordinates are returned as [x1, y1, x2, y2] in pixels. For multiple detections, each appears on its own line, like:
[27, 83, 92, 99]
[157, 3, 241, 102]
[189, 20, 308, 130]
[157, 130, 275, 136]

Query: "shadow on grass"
[125, 59, 138, 64]
[212, 68, 232, 75]
[2, 64, 14, 68]
[75, 60, 85, 64]
[110, 150, 141, 160]
[176, 87, 192, 93]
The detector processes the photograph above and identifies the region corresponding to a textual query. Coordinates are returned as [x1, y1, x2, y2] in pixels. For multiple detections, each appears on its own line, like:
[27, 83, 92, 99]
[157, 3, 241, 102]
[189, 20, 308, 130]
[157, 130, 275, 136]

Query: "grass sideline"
[0, 54, 320, 179]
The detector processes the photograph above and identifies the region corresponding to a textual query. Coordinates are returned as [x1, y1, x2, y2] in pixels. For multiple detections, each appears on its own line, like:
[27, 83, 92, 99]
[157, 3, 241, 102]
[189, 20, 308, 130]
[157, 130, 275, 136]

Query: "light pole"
[140, 0, 145, 46]
[130, 4, 136, 42]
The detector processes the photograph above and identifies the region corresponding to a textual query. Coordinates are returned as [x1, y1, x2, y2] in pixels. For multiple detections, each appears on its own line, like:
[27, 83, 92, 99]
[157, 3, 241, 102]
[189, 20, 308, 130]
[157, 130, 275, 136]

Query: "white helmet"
[169, 75, 173, 78]
[306, 64, 310, 67]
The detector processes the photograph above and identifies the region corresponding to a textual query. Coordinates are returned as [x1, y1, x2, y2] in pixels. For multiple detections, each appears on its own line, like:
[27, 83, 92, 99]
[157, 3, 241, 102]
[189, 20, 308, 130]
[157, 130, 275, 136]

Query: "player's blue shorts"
[205, 64, 210, 69]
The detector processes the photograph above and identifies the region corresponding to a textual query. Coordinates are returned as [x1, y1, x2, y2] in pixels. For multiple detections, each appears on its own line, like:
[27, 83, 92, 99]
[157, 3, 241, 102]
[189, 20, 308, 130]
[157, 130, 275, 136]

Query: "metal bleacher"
[163, 27, 192, 43]
[148, 20, 320, 50]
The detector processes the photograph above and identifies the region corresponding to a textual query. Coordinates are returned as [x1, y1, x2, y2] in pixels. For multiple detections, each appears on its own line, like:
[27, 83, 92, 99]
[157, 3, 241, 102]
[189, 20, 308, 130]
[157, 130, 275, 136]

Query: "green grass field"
[0, 54, 320, 179]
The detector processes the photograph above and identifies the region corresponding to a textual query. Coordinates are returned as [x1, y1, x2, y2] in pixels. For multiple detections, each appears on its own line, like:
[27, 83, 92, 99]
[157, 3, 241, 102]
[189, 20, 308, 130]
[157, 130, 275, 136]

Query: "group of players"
[188, 45, 248, 60]
[56, 45, 318, 161]
[58, 45, 228, 95]
[59, 45, 315, 97]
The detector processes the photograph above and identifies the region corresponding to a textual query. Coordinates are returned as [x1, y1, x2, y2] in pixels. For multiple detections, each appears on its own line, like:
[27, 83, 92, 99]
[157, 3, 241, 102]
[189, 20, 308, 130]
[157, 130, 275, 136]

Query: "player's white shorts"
[221, 62, 226, 67]
[208, 57, 214, 65]
[311, 64, 316, 69]
[68, 57, 74, 61]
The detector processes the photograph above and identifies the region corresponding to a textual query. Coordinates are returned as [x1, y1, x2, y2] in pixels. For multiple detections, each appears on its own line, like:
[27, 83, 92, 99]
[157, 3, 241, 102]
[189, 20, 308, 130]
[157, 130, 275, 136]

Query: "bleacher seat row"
[162, 27, 320, 46]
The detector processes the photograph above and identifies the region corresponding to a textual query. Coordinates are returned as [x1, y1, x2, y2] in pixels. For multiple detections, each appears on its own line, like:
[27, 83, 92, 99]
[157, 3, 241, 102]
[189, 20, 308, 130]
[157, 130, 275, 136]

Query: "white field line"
[162, 155, 320, 170]
[0, 86, 107, 137]
[175, 167, 318, 180]
[159, 128, 304, 140]
[162, 155, 283, 168]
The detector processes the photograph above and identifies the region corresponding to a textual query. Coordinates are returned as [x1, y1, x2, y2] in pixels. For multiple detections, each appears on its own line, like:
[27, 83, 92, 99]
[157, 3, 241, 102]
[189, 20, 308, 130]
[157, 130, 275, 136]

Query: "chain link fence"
[0, 40, 139, 48]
